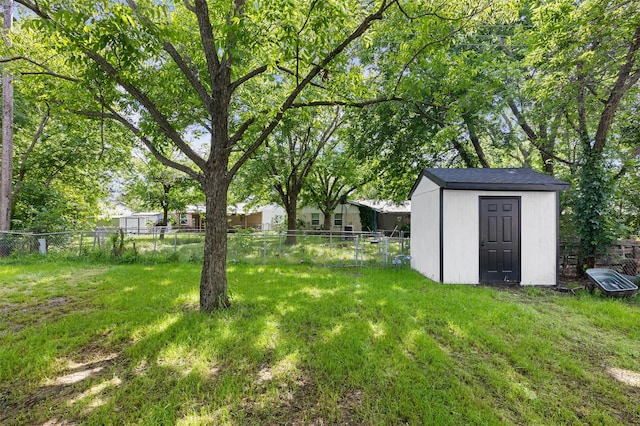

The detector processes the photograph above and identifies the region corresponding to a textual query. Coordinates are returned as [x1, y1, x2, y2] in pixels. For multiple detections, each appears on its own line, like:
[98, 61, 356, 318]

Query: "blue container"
[585, 268, 638, 297]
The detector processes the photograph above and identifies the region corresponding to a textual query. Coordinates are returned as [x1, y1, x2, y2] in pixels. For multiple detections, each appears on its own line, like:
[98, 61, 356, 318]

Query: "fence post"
[174, 233, 178, 253]
[263, 232, 267, 265]
[79, 232, 83, 254]
[384, 237, 389, 265]
[153, 228, 157, 253]
[354, 234, 359, 267]
[38, 238, 47, 255]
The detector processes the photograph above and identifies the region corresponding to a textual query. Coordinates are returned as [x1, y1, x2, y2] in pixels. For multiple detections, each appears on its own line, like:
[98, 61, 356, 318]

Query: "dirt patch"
[0, 346, 122, 425]
[606, 367, 640, 388]
[1, 296, 99, 338]
[241, 367, 323, 424]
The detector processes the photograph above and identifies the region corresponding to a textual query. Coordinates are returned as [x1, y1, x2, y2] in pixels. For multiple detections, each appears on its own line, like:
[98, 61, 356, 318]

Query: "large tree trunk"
[322, 210, 331, 230]
[285, 199, 297, 245]
[0, 0, 14, 231]
[200, 174, 230, 312]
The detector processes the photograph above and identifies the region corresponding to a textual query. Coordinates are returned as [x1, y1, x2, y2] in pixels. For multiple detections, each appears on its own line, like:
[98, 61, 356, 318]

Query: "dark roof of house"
[409, 168, 570, 197]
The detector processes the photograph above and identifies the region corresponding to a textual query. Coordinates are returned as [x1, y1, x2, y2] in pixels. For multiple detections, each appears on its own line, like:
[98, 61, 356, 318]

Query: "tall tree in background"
[305, 142, 366, 230]
[0, 0, 13, 231]
[234, 108, 342, 244]
[0, 31, 132, 233]
[523, 0, 640, 273]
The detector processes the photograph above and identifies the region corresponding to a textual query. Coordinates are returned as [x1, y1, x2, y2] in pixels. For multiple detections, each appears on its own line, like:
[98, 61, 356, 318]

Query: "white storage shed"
[409, 168, 569, 286]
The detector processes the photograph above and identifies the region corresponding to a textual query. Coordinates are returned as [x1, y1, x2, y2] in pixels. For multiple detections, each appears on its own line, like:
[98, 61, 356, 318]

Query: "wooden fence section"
[560, 239, 640, 277]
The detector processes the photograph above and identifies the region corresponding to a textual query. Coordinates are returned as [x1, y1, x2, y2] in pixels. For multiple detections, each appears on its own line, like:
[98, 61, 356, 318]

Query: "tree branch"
[393, 31, 462, 95]
[82, 49, 207, 170]
[14, 105, 50, 198]
[230, 64, 327, 95]
[228, 0, 395, 178]
[182, 0, 196, 13]
[593, 24, 640, 154]
[229, 65, 267, 93]
[193, 0, 221, 90]
[162, 42, 213, 111]
[463, 115, 490, 168]
[509, 100, 574, 166]
[0, 56, 79, 82]
[14, 0, 50, 19]
[125, 1, 214, 112]
[292, 96, 402, 108]
[74, 107, 203, 182]
[228, 116, 256, 147]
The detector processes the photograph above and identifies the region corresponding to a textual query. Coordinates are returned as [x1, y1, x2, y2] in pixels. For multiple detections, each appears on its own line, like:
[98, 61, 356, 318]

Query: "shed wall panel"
[442, 190, 557, 285]
[410, 177, 440, 280]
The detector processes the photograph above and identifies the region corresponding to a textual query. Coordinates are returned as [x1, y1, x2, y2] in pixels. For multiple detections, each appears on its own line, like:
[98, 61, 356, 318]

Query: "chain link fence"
[0, 229, 411, 268]
[5, 229, 640, 275]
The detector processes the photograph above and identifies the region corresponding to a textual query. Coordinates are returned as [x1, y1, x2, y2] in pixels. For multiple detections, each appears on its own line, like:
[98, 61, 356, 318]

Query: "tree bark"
[284, 193, 298, 245]
[159, 183, 170, 240]
[463, 116, 490, 168]
[0, 0, 14, 231]
[322, 211, 332, 230]
[200, 173, 230, 312]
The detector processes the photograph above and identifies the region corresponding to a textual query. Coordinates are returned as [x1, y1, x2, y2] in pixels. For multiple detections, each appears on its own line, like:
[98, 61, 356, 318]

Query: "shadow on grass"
[1, 264, 639, 425]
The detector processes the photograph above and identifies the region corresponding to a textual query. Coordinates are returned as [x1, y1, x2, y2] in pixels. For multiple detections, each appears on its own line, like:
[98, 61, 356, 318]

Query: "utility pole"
[0, 0, 14, 231]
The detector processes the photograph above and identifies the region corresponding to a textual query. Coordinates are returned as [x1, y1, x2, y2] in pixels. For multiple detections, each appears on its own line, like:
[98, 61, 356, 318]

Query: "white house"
[409, 168, 569, 286]
[298, 203, 362, 232]
[227, 203, 286, 230]
[118, 212, 164, 234]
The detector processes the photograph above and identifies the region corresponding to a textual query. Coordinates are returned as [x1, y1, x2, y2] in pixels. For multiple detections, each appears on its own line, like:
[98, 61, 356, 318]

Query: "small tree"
[305, 142, 366, 230]
[235, 108, 342, 244]
[121, 153, 202, 238]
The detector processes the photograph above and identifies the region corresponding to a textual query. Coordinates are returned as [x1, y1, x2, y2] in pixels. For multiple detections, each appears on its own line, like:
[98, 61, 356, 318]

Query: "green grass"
[1, 259, 639, 425]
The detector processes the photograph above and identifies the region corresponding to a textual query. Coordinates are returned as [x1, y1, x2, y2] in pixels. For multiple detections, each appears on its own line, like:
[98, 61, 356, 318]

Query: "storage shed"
[409, 168, 569, 286]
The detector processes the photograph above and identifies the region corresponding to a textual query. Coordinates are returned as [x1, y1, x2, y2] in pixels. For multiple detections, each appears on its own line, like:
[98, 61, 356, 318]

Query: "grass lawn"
[1, 260, 639, 425]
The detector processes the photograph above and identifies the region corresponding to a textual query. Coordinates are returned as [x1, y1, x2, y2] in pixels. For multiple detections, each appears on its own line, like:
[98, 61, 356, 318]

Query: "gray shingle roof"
[410, 168, 570, 197]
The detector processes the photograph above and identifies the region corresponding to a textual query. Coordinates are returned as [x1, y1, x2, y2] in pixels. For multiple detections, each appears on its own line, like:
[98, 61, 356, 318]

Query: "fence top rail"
[0, 230, 37, 235]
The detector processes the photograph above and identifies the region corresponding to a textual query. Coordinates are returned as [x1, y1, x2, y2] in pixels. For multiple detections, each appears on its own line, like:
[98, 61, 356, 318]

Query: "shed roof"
[409, 168, 570, 197]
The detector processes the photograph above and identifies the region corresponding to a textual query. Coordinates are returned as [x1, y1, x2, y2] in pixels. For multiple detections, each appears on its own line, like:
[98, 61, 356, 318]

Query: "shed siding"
[442, 190, 557, 285]
[410, 177, 440, 280]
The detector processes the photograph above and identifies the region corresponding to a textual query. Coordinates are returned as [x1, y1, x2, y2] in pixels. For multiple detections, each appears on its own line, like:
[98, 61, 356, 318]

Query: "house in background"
[298, 200, 411, 234]
[118, 212, 164, 234]
[175, 204, 206, 230]
[95, 201, 132, 227]
[349, 200, 411, 234]
[409, 168, 569, 286]
[227, 203, 286, 230]
[298, 203, 362, 232]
